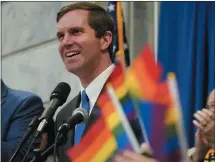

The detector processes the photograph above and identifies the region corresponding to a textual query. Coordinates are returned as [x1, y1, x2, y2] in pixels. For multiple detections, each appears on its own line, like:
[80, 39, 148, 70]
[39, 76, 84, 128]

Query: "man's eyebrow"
[69, 27, 84, 31]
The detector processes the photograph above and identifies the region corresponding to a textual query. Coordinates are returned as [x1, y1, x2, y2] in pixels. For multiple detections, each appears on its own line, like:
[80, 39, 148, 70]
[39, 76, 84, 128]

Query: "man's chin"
[66, 66, 82, 75]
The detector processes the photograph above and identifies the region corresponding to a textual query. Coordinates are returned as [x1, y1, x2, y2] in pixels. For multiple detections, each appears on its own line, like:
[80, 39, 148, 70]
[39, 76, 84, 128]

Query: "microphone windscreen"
[50, 82, 71, 105]
[72, 108, 89, 123]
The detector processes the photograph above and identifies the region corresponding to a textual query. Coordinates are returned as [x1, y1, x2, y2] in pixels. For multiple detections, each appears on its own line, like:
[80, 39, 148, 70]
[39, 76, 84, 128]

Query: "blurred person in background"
[1, 79, 45, 161]
[189, 89, 215, 162]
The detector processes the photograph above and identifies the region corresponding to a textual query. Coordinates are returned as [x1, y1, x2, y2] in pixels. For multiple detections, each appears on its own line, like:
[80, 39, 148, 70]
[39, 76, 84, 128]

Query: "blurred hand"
[192, 108, 215, 161]
[139, 143, 153, 155]
[40, 132, 48, 151]
[193, 108, 215, 148]
[113, 143, 157, 162]
[113, 150, 157, 162]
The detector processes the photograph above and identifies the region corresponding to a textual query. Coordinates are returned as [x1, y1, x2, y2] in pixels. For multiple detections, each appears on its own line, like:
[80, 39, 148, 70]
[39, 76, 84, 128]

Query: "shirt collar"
[80, 64, 115, 113]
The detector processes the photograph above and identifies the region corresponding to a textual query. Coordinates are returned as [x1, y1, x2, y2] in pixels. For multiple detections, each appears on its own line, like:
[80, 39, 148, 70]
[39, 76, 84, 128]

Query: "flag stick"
[167, 72, 189, 161]
[107, 84, 140, 153]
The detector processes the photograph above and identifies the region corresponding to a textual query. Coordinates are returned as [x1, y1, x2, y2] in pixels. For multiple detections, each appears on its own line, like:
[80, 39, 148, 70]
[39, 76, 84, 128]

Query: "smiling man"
[55, 2, 144, 162]
[56, 3, 113, 88]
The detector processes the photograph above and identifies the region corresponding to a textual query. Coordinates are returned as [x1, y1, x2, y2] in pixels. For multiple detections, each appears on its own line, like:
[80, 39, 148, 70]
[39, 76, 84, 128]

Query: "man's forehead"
[56, 10, 89, 30]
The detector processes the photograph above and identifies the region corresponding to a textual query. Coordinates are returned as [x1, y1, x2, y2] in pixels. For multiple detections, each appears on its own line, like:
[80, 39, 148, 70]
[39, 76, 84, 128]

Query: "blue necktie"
[74, 90, 90, 145]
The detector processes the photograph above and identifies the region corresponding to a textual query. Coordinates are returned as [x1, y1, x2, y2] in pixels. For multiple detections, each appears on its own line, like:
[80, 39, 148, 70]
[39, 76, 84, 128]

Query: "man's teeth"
[66, 52, 79, 57]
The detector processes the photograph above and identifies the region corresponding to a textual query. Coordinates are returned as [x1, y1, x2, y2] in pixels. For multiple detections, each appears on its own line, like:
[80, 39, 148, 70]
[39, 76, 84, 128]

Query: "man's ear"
[100, 31, 112, 51]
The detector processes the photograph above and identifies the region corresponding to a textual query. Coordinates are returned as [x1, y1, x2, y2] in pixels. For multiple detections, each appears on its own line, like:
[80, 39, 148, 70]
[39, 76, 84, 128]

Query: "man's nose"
[62, 34, 73, 49]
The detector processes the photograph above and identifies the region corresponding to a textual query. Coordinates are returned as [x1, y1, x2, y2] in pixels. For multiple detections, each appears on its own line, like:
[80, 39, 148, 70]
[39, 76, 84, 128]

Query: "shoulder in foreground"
[8, 87, 42, 103]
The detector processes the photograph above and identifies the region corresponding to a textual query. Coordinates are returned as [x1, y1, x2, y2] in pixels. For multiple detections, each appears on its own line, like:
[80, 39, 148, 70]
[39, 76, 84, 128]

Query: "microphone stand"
[9, 117, 41, 162]
[30, 133, 67, 162]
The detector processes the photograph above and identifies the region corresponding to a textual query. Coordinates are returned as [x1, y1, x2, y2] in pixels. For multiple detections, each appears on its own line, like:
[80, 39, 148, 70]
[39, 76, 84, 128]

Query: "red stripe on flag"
[67, 117, 106, 159]
[97, 91, 116, 117]
[141, 44, 162, 81]
[108, 64, 125, 89]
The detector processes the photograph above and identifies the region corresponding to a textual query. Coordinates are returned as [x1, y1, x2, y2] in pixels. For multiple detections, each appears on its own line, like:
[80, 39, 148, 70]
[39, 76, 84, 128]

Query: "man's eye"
[57, 34, 64, 40]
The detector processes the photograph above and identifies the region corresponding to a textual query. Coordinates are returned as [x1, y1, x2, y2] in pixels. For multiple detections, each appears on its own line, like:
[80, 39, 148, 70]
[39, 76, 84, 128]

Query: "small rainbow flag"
[106, 63, 137, 120]
[126, 45, 187, 162]
[67, 116, 117, 162]
[127, 45, 164, 103]
[105, 63, 144, 145]
[67, 95, 133, 162]
[67, 63, 140, 162]
[97, 89, 136, 152]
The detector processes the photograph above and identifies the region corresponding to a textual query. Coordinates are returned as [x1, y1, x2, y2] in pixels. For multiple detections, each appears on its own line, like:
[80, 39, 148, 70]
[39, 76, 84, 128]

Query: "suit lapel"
[73, 93, 81, 110]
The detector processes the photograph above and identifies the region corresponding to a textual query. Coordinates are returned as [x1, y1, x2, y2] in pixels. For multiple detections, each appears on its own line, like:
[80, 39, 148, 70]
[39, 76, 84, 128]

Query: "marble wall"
[1, 1, 155, 115]
[132, 2, 155, 58]
[2, 2, 75, 56]
[2, 2, 81, 110]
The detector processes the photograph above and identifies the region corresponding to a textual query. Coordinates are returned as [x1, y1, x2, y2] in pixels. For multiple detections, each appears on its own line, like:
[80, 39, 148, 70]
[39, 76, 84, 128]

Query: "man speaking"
[54, 2, 145, 162]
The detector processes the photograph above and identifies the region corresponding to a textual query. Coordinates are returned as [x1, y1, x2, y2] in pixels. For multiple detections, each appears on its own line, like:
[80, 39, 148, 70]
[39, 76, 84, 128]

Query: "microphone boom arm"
[8, 117, 41, 162]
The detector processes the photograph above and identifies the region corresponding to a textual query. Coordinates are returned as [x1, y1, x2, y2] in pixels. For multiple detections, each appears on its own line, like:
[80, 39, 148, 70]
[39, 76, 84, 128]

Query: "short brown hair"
[56, 2, 114, 57]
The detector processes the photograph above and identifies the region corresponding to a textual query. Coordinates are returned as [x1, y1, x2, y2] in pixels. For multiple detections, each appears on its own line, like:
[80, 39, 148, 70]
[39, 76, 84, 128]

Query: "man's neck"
[79, 63, 112, 88]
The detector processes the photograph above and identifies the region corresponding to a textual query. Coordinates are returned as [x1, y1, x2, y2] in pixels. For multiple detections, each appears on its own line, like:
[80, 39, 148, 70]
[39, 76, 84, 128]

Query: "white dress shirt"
[80, 64, 115, 115]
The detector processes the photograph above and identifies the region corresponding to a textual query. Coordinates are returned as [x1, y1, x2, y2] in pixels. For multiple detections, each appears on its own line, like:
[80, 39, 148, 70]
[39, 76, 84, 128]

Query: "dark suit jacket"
[1, 81, 44, 162]
[56, 92, 144, 162]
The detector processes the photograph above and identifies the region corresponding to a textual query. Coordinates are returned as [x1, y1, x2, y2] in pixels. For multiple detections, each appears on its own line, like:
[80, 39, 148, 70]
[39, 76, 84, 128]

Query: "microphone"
[9, 82, 71, 162]
[57, 108, 89, 133]
[52, 108, 88, 162]
[35, 82, 71, 137]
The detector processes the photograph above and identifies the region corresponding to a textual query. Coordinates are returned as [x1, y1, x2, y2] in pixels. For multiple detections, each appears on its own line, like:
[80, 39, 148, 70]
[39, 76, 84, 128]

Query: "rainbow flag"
[105, 62, 145, 148]
[67, 43, 187, 162]
[67, 116, 117, 162]
[106, 63, 137, 120]
[127, 44, 164, 103]
[126, 45, 187, 162]
[67, 94, 133, 162]
[97, 89, 135, 151]
[67, 64, 139, 162]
